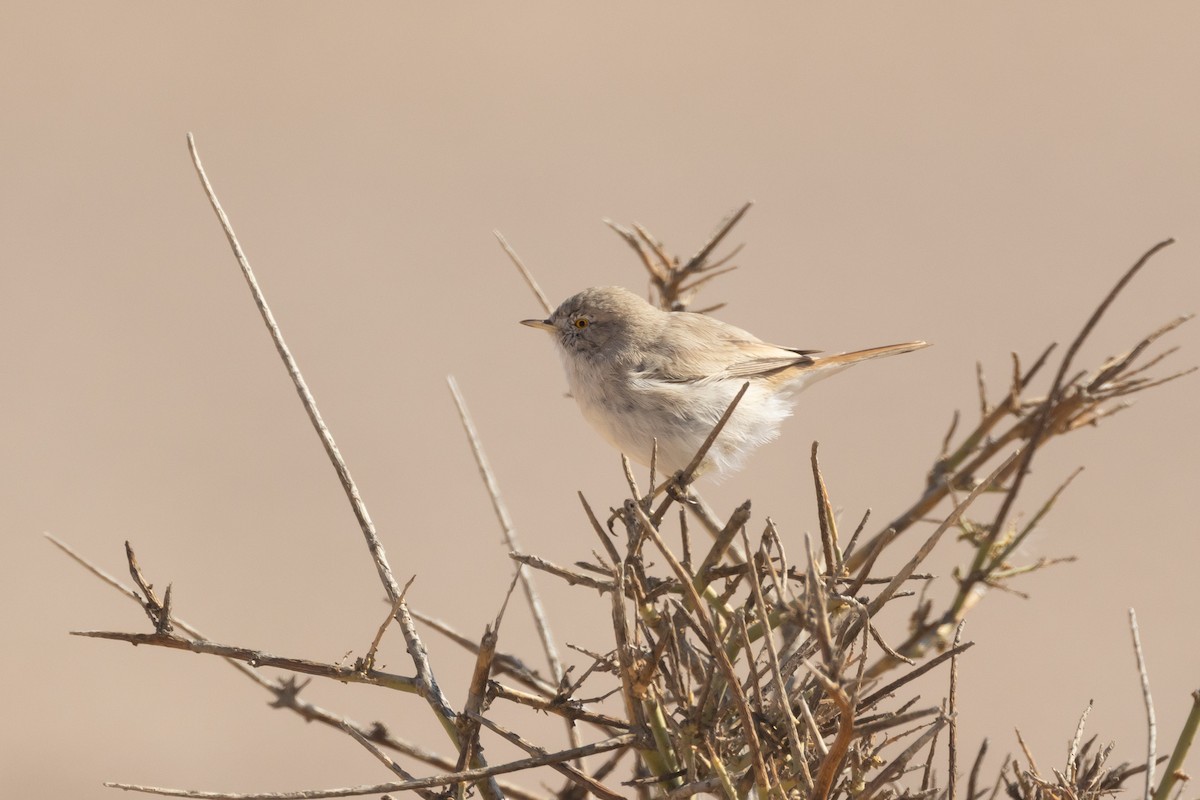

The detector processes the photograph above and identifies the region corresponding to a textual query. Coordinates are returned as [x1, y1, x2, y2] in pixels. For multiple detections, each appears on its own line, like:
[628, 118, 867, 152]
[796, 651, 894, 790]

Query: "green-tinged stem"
[1152, 690, 1200, 800]
[644, 698, 683, 786]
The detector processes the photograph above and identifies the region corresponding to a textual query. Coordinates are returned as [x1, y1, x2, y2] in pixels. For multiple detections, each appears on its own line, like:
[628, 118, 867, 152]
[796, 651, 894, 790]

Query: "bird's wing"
[722, 348, 818, 378]
[642, 312, 819, 382]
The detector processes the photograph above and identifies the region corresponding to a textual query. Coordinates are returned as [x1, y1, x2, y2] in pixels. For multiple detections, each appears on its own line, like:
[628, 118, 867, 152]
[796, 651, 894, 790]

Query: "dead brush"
[54, 139, 1199, 800]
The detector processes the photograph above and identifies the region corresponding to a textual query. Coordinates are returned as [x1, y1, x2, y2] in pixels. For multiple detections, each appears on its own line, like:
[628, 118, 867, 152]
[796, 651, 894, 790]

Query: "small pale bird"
[522, 286, 928, 479]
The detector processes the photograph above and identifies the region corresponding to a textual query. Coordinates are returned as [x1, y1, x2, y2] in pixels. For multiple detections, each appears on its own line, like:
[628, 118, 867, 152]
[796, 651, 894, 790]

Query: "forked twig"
[46, 537, 543, 800]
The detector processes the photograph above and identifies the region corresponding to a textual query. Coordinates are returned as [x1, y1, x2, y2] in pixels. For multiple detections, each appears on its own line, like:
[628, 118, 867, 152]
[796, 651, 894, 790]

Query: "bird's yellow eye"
[574, 318, 589, 330]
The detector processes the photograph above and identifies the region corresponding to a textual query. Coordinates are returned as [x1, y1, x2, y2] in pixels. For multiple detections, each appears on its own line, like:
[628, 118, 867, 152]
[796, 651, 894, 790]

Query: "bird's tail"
[817, 341, 930, 369]
[779, 340, 929, 391]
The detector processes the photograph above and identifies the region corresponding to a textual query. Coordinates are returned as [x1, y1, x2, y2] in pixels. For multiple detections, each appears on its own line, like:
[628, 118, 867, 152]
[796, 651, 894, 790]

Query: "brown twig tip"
[607, 203, 753, 312]
[124, 541, 173, 634]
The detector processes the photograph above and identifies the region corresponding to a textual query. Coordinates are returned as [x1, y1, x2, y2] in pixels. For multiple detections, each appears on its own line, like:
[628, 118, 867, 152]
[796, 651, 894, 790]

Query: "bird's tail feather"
[776, 340, 929, 391]
[816, 341, 929, 369]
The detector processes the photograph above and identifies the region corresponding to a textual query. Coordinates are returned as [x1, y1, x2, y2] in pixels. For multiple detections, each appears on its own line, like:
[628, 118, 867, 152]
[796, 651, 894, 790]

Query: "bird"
[522, 286, 928, 479]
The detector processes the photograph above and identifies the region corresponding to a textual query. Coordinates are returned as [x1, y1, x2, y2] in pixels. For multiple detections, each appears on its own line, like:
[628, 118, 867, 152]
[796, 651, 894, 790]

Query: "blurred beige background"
[3, 3, 1198, 797]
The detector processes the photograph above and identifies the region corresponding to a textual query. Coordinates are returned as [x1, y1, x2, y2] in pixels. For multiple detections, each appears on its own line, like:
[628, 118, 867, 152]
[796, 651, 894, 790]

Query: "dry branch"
[60, 182, 1196, 799]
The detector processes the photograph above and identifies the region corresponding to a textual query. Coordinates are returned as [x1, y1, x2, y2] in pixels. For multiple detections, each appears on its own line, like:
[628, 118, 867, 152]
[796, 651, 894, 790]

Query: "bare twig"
[124, 542, 173, 634]
[105, 732, 640, 798]
[968, 740, 989, 800]
[495, 230, 552, 315]
[510, 552, 615, 592]
[490, 682, 629, 730]
[949, 622, 965, 800]
[186, 133, 401, 603]
[811, 442, 841, 577]
[447, 376, 572, 711]
[337, 723, 440, 800]
[1129, 608, 1157, 800]
[649, 382, 751, 530]
[471, 713, 626, 800]
[363, 577, 413, 672]
[71, 629, 420, 692]
[410, 609, 555, 695]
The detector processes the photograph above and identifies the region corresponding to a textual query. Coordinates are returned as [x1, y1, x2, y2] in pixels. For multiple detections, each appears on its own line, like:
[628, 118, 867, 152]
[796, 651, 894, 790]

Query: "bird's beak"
[520, 318, 555, 332]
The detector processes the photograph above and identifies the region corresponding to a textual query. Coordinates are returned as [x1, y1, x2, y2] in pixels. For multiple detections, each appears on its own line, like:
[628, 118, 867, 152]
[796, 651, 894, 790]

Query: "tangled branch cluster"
[56, 140, 1199, 800]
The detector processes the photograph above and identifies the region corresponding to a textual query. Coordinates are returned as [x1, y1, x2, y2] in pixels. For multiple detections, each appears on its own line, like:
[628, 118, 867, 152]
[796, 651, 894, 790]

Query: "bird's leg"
[662, 471, 692, 503]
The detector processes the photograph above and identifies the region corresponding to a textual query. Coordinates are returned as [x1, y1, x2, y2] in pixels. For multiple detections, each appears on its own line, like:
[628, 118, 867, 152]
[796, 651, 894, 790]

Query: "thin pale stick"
[490, 682, 629, 730]
[1066, 701, 1091, 784]
[1129, 608, 1156, 800]
[448, 374, 580, 794]
[854, 706, 942, 738]
[364, 577, 413, 671]
[494, 230, 552, 315]
[509, 552, 614, 592]
[865, 618, 913, 666]
[470, 713, 626, 800]
[680, 381, 749, 481]
[620, 453, 642, 503]
[186, 133, 401, 603]
[604, 218, 665, 284]
[447, 377, 567, 686]
[840, 509, 871, 566]
[1014, 727, 1040, 776]
[104, 733, 639, 799]
[578, 491, 623, 566]
[1088, 313, 1193, 391]
[632, 223, 676, 278]
[337, 723, 438, 800]
[855, 641, 975, 712]
[410, 609, 556, 695]
[949, 622, 965, 800]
